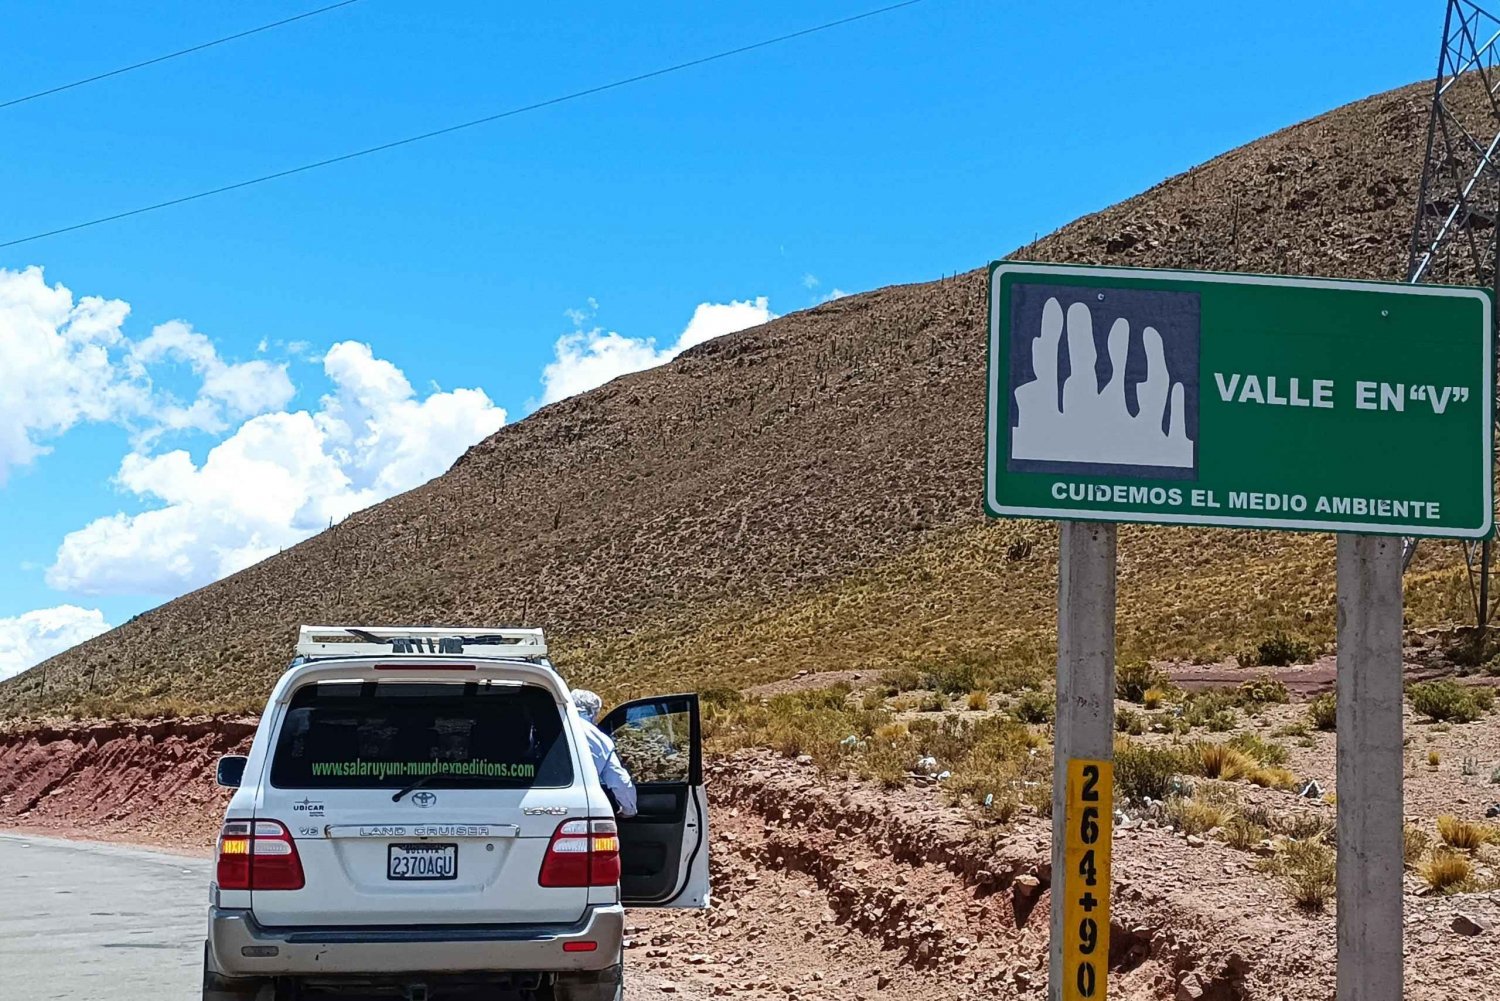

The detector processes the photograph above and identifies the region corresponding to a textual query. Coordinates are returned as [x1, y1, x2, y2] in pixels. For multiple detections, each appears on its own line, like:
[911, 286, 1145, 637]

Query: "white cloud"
[823, 288, 849, 302]
[47, 341, 507, 596]
[0, 605, 112, 680]
[540, 296, 774, 405]
[129, 320, 295, 440]
[0, 266, 144, 484]
[0, 266, 297, 481]
[802, 273, 820, 290]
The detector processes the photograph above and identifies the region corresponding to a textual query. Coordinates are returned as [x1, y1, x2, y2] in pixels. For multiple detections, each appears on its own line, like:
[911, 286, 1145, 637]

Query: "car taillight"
[539, 819, 620, 887]
[216, 819, 305, 891]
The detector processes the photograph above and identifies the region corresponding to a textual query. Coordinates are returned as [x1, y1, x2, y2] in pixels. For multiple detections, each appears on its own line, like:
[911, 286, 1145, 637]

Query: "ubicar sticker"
[1063, 758, 1112, 1000]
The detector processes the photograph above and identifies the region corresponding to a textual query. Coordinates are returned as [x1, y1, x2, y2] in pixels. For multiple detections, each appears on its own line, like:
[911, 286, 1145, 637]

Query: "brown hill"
[2, 77, 1487, 719]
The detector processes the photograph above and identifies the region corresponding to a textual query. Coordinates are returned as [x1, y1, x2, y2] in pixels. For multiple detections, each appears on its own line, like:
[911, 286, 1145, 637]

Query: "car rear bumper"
[208, 904, 624, 978]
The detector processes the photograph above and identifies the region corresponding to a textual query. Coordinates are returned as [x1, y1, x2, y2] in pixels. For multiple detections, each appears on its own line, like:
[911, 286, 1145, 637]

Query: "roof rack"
[295, 625, 548, 661]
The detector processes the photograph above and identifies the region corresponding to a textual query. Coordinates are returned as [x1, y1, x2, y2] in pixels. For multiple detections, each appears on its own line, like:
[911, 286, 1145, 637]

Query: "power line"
[0, 0, 365, 112]
[0, 0, 927, 249]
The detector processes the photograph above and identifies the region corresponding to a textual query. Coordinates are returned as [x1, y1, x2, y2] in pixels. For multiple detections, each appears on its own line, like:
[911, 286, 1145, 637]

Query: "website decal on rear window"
[270, 682, 572, 789]
[308, 759, 538, 781]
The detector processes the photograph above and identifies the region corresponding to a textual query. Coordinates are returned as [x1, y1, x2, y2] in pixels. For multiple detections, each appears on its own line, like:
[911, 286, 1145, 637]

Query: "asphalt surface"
[0, 833, 209, 1000]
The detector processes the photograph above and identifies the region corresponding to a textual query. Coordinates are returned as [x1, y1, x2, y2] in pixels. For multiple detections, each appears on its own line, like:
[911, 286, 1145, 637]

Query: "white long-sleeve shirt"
[576, 710, 637, 818]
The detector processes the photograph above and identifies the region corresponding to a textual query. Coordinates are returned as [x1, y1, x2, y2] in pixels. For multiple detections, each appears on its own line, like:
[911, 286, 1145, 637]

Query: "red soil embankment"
[0, 716, 253, 849]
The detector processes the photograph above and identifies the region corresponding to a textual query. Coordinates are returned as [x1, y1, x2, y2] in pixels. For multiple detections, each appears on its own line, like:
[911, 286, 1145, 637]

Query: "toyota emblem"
[411, 791, 438, 809]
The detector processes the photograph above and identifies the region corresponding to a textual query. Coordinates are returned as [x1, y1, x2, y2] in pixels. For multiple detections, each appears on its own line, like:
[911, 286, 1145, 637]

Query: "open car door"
[598, 693, 710, 908]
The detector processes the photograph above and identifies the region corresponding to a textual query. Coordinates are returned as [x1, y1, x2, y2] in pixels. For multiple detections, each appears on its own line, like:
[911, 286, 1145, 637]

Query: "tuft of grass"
[1428, 749, 1442, 768]
[1409, 680, 1494, 723]
[1279, 840, 1336, 909]
[1404, 824, 1431, 867]
[1116, 661, 1170, 703]
[1114, 743, 1185, 802]
[1421, 849, 1475, 893]
[1218, 815, 1267, 851]
[1141, 686, 1171, 710]
[861, 688, 887, 711]
[1163, 796, 1233, 835]
[1192, 742, 1257, 781]
[1436, 814, 1494, 852]
[965, 689, 989, 711]
[1011, 689, 1055, 724]
[1227, 732, 1290, 766]
[1307, 692, 1337, 731]
[1246, 766, 1297, 790]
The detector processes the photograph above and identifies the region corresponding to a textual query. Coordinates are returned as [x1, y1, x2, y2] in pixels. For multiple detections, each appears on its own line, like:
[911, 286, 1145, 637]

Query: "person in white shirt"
[570, 690, 638, 818]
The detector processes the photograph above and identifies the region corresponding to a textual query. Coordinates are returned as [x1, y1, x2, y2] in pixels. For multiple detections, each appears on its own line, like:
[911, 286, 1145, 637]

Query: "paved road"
[0, 833, 209, 1001]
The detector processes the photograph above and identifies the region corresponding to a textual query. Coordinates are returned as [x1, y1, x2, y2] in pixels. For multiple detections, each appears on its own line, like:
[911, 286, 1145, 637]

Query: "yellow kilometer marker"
[1062, 759, 1112, 1000]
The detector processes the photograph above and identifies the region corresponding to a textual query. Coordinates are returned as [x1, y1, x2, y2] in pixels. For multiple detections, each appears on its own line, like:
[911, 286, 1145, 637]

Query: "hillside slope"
[2, 77, 1485, 718]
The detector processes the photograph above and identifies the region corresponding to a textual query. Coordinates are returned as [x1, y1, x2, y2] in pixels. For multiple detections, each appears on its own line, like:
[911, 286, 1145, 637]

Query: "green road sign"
[985, 263, 1493, 538]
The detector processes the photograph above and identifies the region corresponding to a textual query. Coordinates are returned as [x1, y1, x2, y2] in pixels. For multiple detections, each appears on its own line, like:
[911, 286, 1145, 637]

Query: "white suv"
[204, 626, 710, 1001]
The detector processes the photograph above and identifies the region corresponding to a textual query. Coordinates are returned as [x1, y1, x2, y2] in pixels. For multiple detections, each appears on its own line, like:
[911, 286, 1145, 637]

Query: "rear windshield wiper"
[390, 772, 511, 802]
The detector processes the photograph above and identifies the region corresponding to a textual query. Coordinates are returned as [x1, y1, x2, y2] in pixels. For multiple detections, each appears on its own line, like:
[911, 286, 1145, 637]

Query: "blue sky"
[0, 0, 1446, 675]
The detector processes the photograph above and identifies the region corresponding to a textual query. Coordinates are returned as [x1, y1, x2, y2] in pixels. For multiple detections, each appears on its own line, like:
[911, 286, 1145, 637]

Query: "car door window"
[611, 700, 693, 784]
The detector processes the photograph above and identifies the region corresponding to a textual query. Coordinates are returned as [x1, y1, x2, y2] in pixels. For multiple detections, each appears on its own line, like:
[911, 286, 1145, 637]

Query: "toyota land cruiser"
[203, 626, 709, 1000]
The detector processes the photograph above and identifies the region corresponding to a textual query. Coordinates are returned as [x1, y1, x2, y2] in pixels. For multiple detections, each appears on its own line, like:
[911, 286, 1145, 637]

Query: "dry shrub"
[1142, 686, 1170, 710]
[1421, 849, 1475, 893]
[1249, 630, 1316, 667]
[1436, 814, 1494, 851]
[1427, 750, 1442, 768]
[1011, 689, 1055, 724]
[1307, 693, 1337, 731]
[966, 690, 990, 711]
[1114, 743, 1185, 802]
[1410, 680, 1495, 723]
[1114, 707, 1146, 735]
[1116, 661, 1169, 702]
[1274, 812, 1332, 843]
[877, 667, 924, 695]
[1237, 676, 1290, 706]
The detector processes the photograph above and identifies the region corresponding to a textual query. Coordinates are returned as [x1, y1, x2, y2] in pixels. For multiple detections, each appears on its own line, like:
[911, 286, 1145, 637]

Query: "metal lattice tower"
[1403, 0, 1500, 627]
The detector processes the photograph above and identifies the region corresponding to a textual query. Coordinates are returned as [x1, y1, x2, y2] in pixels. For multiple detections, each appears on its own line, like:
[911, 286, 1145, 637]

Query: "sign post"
[984, 262, 1493, 1001]
[1051, 522, 1116, 1001]
[1335, 535, 1404, 1000]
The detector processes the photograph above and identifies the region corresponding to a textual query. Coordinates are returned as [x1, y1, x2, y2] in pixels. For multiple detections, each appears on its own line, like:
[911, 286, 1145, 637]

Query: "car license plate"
[388, 843, 458, 881]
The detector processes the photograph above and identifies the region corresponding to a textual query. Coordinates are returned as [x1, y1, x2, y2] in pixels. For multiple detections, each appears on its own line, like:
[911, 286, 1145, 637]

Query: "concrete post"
[1050, 522, 1116, 1001]
[1335, 533, 1404, 1001]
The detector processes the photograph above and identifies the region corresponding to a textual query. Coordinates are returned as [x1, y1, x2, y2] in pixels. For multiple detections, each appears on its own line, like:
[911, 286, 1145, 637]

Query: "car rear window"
[269, 681, 573, 789]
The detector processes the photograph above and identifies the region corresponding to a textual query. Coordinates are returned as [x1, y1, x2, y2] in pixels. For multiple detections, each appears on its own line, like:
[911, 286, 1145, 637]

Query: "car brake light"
[539, 819, 620, 887]
[216, 819, 305, 891]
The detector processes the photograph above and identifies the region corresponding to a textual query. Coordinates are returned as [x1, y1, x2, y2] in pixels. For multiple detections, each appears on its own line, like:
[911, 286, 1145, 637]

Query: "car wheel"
[202, 942, 274, 1001]
[555, 963, 624, 1001]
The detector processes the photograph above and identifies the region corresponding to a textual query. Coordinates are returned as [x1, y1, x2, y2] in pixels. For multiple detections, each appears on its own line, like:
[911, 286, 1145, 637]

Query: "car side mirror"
[216, 755, 248, 788]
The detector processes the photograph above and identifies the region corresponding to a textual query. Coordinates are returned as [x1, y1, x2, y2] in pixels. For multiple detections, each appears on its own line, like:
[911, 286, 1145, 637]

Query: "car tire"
[555, 963, 624, 1001]
[202, 942, 274, 1001]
